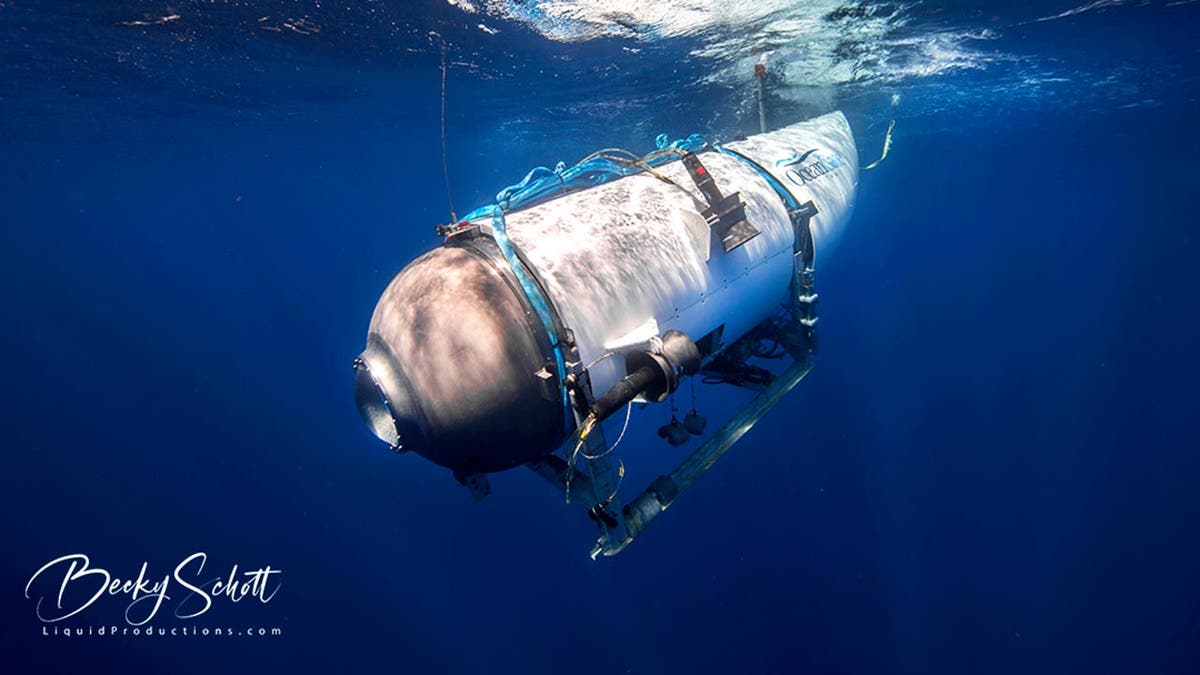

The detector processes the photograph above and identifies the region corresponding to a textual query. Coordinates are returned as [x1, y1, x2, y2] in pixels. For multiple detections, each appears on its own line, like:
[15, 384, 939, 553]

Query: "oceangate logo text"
[781, 150, 847, 186]
[25, 553, 282, 626]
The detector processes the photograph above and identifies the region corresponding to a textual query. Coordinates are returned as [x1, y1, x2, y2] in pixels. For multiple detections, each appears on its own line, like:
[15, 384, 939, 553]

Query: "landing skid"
[527, 194, 821, 557]
[528, 354, 813, 558]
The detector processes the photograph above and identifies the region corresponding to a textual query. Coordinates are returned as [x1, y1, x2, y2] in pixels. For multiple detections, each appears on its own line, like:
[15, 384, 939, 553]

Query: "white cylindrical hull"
[356, 112, 858, 471]
[505, 112, 858, 395]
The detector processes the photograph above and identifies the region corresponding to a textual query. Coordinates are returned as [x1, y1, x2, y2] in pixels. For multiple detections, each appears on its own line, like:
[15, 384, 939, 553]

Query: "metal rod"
[757, 75, 767, 134]
[672, 359, 811, 493]
[601, 358, 813, 555]
[754, 61, 767, 134]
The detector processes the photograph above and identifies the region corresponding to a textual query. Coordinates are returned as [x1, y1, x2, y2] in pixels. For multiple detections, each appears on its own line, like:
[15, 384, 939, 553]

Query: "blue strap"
[463, 133, 707, 222]
[481, 205, 570, 417]
[713, 144, 800, 211]
[457, 133, 710, 422]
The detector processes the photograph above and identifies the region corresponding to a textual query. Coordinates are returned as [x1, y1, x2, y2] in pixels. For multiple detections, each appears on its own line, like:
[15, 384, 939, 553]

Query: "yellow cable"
[578, 414, 596, 440]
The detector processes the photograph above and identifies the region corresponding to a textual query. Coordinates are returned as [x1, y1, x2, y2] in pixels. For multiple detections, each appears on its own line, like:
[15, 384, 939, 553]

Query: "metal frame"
[528, 337, 814, 557]
[524, 135, 831, 558]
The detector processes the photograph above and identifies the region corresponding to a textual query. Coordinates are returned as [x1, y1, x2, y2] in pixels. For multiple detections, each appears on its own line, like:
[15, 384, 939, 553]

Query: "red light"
[695, 166, 706, 176]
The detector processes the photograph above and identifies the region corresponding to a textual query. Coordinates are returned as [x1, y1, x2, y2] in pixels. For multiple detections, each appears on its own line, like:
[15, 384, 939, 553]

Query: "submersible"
[355, 112, 858, 555]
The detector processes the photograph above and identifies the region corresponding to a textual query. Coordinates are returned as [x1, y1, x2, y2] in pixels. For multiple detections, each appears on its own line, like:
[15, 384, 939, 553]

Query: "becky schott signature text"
[25, 552, 281, 626]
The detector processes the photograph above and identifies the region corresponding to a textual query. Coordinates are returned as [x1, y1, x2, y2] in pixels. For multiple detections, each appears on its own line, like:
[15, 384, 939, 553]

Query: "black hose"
[591, 366, 660, 422]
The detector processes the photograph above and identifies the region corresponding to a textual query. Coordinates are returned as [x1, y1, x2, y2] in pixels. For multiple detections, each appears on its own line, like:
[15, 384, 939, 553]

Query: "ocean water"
[2, 1, 1199, 673]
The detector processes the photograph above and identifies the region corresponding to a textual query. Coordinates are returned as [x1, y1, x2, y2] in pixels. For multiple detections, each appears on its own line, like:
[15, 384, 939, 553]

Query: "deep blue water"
[3, 1, 1199, 673]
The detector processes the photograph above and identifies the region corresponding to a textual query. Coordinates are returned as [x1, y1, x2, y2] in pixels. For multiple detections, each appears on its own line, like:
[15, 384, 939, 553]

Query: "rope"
[863, 119, 895, 171]
[437, 36, 457, 222]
